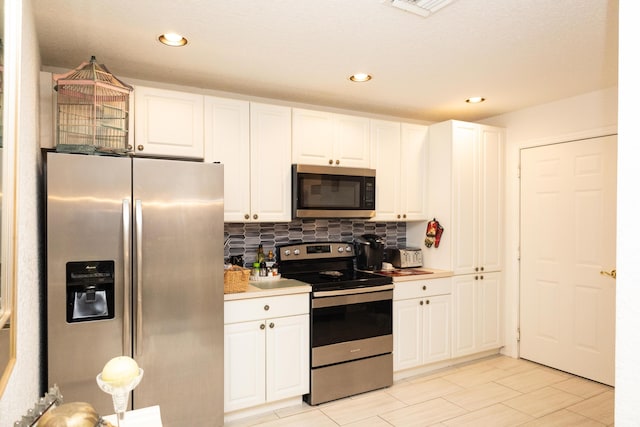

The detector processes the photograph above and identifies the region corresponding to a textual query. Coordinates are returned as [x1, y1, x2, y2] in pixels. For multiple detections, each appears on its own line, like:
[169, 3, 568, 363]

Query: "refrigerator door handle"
[123, 199, 132, 356]
[135, 199, 144, 356]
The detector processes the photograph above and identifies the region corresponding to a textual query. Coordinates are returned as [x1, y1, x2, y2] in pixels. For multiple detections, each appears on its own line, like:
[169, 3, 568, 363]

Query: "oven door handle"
[312, 287, 394, 308]
[312, 284, 394, 298]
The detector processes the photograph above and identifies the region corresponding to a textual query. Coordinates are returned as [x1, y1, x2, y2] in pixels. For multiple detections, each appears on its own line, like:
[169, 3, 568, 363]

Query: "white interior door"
[520, 135, 617, 385]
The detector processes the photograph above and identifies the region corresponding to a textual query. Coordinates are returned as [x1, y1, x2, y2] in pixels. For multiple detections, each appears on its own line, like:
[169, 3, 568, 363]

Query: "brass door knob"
[600, 269, 616, 279]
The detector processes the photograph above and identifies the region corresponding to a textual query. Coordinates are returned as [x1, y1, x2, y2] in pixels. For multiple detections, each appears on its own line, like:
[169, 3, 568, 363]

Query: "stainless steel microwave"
[292, 164, 376, 218]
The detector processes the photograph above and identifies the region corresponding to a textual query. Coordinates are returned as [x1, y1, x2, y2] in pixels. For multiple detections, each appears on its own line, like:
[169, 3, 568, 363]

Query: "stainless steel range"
[277, 242, 394, 405]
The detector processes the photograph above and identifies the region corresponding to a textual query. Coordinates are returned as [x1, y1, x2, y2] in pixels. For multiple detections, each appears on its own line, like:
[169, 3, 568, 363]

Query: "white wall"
[614, 0, 640, 422]
[0, 0, 43, 424]
[481, 86, 618, 358]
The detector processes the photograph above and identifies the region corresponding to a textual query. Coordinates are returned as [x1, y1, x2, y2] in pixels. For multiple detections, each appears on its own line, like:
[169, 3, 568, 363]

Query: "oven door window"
[312, 298, 392, 347]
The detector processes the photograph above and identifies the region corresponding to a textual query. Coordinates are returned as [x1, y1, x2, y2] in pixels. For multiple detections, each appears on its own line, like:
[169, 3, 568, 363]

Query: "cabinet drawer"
[394, 277, 452, 301]
[225, 293, 309, 324]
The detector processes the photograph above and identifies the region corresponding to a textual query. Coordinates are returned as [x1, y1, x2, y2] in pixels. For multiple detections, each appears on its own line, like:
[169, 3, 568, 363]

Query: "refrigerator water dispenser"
[66, 260, 115, 323]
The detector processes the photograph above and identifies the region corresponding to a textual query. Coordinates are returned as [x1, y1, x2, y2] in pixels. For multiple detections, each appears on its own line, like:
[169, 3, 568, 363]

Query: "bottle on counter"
[257, 244, 265, 264]
[252, 262, 261, 277]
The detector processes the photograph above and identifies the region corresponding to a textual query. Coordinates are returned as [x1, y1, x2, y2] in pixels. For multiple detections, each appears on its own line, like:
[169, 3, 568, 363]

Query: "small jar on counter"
[252, 262, 260, 277]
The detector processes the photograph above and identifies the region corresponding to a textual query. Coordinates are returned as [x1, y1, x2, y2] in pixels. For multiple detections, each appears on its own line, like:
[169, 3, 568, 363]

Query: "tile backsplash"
[224, 219, 406, 266]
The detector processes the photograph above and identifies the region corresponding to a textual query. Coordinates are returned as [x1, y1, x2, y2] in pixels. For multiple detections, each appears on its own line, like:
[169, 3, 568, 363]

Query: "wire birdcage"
[54, 56, 133, 153]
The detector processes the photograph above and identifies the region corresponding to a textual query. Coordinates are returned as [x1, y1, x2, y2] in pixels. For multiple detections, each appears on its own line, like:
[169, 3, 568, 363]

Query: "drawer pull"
[269, 322, 275, 329]
[264, 304, 270, 311]
[260, 323, 265, 330]
[422, 285, 426, 291]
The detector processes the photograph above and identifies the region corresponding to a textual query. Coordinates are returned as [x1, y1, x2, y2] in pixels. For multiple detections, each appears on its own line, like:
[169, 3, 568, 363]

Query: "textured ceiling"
[33, 0, 618, 122]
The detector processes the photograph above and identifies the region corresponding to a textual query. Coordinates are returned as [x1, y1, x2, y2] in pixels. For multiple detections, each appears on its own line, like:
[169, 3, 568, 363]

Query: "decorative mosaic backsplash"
[224, 219, 406, 266]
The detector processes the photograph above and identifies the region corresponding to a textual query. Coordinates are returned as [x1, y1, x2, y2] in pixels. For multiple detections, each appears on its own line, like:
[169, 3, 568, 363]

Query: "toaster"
[386, 248, 423, 268]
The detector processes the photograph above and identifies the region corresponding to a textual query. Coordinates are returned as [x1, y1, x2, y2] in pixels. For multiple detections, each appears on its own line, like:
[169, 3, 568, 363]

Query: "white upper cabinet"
[400, 123, 429, 221]
[134, 85, 204, 159]
[370, 120, 428, 221]
[204, 96, 251, 221]
[207, 98, 291, 222]
[249, 103, 292, 222]
[370, 120, 402, 220]
[292, 108, 370, 168]
[426, 120, 504, 274]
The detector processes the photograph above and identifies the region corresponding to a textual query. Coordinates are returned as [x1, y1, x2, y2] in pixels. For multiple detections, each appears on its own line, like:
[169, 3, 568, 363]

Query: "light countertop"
[223, 269, 452, 300]
[224, 278, 311, 301]
[377, 267, 453, 282]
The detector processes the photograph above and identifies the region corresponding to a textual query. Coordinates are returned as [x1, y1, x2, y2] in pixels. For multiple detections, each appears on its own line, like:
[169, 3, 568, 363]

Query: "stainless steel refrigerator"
[46, 152, 224, 426]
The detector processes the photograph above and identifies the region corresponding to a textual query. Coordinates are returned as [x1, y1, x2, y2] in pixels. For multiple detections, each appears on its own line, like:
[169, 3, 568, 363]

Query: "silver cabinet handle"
[122, 199, 132, 356]
[135, 199, 143, 356]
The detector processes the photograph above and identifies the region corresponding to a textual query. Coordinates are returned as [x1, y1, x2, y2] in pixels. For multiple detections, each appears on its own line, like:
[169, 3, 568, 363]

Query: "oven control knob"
[345, 246, 352, 252]
[337, 246, 344, 253]
[293, 249, 300, 256]
[284, 250, 291, 256]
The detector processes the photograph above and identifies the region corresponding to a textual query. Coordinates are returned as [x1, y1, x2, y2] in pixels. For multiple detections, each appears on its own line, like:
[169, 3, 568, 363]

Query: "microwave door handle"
[122, 199, 132, 356]
[135, 199, 143, 357]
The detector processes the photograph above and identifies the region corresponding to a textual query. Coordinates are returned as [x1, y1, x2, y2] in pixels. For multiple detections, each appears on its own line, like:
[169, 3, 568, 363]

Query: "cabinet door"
[292, 108, 334, 166]
[333, 113, 370, 168]
[451, 123, 479, 274]
[423, 294, 451, 363]
[224, 320, 266, 412]
[393, 299, 423, 371]
[400, 123, 428, 221]
[266, 314, 310, 402]
[451, 274, 477, 357]
[478, 126, 504, 273]
[134, 86, 204, 158]
[205, 96, 251, 222]
[250, 103, 292, 222]
[476, 272, 502, 351]
[370, 120, 402, 221]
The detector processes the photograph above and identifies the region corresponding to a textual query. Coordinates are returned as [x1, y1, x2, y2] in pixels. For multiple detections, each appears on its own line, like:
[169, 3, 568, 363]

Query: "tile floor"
[224, 355, 614, 426]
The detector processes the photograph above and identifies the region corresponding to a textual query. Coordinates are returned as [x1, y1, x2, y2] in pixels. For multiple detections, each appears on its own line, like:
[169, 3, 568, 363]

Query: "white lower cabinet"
[451, 272, 502, 358]
[224, 294, 309, 413]
[393, 278, 451, 371]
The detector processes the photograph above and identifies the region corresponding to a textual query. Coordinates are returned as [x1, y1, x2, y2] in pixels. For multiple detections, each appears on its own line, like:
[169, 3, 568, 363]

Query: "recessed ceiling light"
[349, 73, 372, 82]
[158, 33, 188, 47]
[465, 97, 486, 104]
